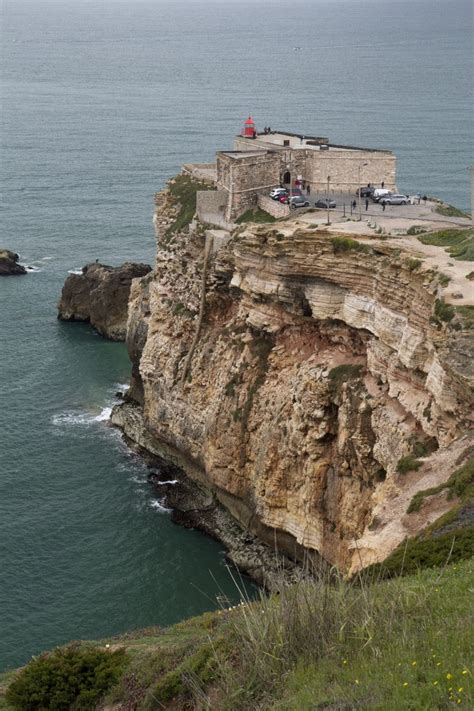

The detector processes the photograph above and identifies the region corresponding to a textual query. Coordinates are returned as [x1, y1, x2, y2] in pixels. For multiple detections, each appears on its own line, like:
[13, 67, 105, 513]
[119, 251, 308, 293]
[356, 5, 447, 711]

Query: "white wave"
[52, 404, 113, 428]
[51, 410, 96, 427]
[114, 382, 129, 391]
[41, 256, 53, 261]
[24, 265, 41, 273]
[149, 498, 172, 513]
[67, 268, 83, 275]
[95, 406, 112, 422]
[155, 479, 178, 486]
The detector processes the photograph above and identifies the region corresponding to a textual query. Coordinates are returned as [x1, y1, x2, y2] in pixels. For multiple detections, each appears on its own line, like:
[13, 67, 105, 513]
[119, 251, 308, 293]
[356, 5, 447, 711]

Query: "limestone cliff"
[113, 179, 473, 576]
[58, 262, 151, 341]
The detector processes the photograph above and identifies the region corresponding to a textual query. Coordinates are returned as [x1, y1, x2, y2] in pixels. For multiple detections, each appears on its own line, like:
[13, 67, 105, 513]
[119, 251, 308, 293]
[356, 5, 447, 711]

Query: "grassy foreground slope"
[1, 558, 472, 710]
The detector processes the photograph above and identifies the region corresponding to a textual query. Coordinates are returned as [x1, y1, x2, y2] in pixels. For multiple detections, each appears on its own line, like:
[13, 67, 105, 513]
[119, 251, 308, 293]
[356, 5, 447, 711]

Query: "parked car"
[372, 189, 392, 202]
[289, 195, 309, 209]
[356, 186, 375, 197]
[315, 198, 336, 209]
[279, 189, 303, 203]
[380, 194, 408, 206]
[269, 187, 287, 200]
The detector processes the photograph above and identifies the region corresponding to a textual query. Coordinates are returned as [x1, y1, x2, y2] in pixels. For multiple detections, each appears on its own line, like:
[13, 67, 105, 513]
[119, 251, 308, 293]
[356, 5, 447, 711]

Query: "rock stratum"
[0, 249, 27, 276]
[58, 262, 151, 341]
[112, 178, 474, 578]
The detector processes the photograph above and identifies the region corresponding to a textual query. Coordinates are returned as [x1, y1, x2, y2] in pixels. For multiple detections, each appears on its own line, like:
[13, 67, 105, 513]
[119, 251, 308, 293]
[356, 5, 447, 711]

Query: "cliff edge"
[112, 175, 474, 576]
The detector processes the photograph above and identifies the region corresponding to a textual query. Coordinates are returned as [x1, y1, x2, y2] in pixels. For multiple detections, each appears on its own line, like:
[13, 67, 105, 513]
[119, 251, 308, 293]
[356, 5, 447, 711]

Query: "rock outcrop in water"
[58, 262, 151, 341]
[112, 177, 474, 577]
[0, 249, 27, 276]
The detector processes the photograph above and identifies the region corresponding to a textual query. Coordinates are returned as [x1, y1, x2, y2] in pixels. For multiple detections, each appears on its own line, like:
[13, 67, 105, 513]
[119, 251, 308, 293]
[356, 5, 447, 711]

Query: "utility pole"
[358, 161, 368, 221]
[327, 175, 331, 225]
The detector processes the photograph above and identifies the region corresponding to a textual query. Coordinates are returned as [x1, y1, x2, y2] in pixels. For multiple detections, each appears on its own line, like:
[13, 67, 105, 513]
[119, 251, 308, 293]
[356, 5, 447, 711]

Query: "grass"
[331, 236, 371, 254]
[404, 257, 423, 271]
[467, 271, 474, 281]
[435, 204, 471, 219]
[418, 228, 474, 262]
[432, 298, 455, 323]
[3, 559, 473, 710]
[397, 455, 423, 474]
[165, 174, 215, 238]
[235, 207, 276, 224]
[407, 457, 474, 514]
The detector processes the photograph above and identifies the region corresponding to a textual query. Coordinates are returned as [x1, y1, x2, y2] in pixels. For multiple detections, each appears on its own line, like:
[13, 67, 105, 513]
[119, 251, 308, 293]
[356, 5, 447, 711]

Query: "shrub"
[397, 456, 422, 474]
[165, 174, 215, 238]
[407, 457, 474, 513]
[6, 645, 126, 710]
[328, 364, 363, 393]
[330, 237, 371, 254]
[406, 225, 426, 235]
[433, 298, 454, 323]
[405, 257, 422, 271]
[235, 208, 276, 224]
[467, 271, 474, 281]
[435, 204, 470, 219]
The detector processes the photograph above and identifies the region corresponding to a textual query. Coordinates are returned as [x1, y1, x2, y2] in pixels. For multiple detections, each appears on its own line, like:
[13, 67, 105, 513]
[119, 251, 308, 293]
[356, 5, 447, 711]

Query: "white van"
[372, 189, 392, 202]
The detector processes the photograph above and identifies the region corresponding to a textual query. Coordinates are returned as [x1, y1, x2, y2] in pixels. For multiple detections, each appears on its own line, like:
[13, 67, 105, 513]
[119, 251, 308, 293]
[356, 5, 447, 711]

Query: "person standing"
[365, 198, 369, 211]
[382, 201, 386, 212]
[381, 181, 385, 189]
[306, 184, 310, 195]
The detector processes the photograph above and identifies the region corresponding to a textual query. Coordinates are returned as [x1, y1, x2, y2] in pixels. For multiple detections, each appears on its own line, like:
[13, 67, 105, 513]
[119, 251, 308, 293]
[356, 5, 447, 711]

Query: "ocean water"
[0, 0, 472, 671]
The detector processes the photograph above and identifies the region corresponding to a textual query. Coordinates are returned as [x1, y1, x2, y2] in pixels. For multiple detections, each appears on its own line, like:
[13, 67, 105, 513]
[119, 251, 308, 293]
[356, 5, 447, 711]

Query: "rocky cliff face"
[0, 249, 27, 276]
[58, 262, 151, 341]
[113, 181, 473, 576]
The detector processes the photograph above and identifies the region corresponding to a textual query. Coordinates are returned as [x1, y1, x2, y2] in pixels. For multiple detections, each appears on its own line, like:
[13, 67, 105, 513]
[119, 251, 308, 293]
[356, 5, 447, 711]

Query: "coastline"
[110, 399, 309, 591]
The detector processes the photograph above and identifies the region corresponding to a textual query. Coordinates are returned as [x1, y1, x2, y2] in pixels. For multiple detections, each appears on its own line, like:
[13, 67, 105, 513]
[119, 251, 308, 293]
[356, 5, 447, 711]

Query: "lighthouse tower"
[242, 115, 257, 139]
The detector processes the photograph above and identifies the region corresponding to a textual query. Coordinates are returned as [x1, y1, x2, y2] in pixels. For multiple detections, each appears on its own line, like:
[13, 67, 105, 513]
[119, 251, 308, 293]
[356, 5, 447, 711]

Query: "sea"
[1, 0, 472, 671]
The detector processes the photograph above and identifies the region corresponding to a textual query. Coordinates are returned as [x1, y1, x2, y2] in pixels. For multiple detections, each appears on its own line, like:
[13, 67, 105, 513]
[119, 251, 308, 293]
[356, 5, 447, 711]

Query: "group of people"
[262, 126, 272, 134]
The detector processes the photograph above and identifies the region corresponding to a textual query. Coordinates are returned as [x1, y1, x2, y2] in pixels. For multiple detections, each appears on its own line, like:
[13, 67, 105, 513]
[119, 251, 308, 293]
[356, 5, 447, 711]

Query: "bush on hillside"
[6, 645, 126, 711]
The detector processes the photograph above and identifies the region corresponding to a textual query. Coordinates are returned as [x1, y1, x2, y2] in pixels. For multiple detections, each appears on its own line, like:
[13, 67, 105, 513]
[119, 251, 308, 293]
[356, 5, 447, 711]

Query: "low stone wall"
[182, 163, 217, 184]
[258, 194, 290, 218]
[196, 190, 235, 229]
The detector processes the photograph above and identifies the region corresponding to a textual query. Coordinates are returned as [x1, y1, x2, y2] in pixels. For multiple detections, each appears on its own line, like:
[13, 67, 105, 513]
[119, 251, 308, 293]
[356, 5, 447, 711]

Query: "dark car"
[356, 186, 375, 197]
[289, 195, 309, 209]
[315, 199, 336, 209]
[279, 189, 303, 203]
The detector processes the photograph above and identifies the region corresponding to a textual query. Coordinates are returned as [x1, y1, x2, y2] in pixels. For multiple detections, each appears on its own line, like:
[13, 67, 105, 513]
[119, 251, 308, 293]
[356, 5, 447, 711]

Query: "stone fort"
[191, 117, 397, 223]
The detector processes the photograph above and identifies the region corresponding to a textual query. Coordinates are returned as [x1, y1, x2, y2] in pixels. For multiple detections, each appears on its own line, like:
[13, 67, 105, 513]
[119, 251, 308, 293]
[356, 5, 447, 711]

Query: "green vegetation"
[397, 455, 423, 474]
[172, 301, 194, 318]
[328, 363, 363, 394]
[407, 458, 474, 514]
[331, 236, 371, 254]
[454, 304, 474, 330]
[4, 560, 473, 710]
[165, 174, 215, 238]
[432, 298, 455, 323]
[404, 257, 423, 271]
[437, 272, 451, 286]
[418, 228, 474, 262]
[466, 271, 474, 281]
[435, 204, 471, 219]
[406, 225, 426, 236]
[235, 207, 276, 224]
[5, 645, 126, 710]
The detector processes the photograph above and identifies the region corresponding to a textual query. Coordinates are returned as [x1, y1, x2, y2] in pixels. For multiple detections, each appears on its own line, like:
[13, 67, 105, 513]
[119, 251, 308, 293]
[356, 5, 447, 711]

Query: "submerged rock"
[57, 261, 151, 341]
[0, 249, 27, 276]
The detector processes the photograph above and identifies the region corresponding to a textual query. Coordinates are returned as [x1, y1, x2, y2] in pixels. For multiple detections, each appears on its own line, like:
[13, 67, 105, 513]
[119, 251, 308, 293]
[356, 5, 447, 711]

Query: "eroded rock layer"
[114, 185, 473, 575]
[58, 262, 151, 341]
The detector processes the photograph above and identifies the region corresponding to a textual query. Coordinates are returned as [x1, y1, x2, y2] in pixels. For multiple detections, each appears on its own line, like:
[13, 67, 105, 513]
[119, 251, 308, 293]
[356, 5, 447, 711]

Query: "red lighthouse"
[242, 115, 257, 138]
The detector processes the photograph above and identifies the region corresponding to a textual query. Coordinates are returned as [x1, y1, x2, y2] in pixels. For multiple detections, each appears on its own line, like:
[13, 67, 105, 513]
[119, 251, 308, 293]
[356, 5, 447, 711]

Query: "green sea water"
[1, 0, 472, 671]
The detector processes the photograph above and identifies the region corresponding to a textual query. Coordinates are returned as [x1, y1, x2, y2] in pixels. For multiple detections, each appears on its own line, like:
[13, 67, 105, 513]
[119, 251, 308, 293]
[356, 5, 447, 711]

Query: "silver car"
[380, 194, 408, 205]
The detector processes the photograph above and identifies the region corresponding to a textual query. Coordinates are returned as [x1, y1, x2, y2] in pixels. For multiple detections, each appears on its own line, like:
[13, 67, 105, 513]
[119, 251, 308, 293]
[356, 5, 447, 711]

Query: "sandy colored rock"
[0, 249, 27, 276]
[58, 262, 151, 341]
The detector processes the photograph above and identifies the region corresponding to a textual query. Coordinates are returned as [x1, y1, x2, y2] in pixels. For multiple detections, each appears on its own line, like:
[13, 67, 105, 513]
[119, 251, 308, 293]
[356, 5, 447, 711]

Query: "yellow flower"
[436, 662, 441, 666]
[447, 673, 453, 680]
[461, 670, 468, 675]
[342, 659, 348, 665]
[457, 700, 461, 705]
[403, 682, 409, 687]
[412, 661, 417, 666]
[433, 681, 439, 686]
[354, 679, 360, 685]
[458, 688, 463, 693]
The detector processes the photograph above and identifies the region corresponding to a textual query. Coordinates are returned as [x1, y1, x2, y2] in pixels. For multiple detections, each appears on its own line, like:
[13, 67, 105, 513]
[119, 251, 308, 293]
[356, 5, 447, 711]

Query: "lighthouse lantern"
[242, 115, 257, 138]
